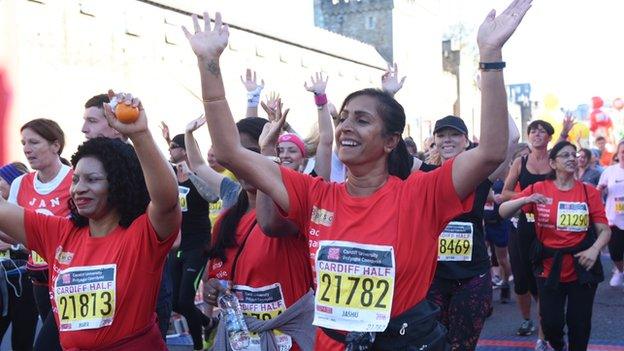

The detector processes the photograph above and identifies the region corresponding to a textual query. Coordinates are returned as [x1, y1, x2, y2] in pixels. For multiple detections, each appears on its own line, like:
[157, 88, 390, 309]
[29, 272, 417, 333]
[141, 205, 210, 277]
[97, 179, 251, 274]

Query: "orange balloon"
[115, 104, 139, 124]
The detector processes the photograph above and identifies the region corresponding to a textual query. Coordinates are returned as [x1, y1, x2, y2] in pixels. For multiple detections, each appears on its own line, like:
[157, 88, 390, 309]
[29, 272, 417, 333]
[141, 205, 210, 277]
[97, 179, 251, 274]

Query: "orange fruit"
[115, 103, 140, 124]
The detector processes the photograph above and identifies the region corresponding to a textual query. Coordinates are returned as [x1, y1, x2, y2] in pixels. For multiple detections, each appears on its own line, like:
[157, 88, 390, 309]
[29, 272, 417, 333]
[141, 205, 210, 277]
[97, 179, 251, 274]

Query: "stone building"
[315, 0, 394, 63]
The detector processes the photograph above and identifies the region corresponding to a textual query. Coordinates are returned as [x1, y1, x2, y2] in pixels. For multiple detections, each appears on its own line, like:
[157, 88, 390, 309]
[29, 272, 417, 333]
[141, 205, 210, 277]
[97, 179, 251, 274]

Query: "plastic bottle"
[218, 280, 250, 350]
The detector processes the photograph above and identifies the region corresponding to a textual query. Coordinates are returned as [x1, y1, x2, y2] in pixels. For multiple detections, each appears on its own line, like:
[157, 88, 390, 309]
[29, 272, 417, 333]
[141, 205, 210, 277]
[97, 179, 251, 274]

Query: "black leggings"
[537, 279, 597, 351]
[427, 272, 493, 351]
[29, 270, 61, 351]
[608, 226, 624, 263]
[508, 222, 538, 296]
[0, 270, 39, 351]
[170, 249, 210, 350]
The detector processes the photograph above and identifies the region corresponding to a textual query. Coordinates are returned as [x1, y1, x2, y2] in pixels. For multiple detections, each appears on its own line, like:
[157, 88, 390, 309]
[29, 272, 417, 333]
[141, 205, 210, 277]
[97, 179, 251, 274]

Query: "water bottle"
[218, 280, 250, 350]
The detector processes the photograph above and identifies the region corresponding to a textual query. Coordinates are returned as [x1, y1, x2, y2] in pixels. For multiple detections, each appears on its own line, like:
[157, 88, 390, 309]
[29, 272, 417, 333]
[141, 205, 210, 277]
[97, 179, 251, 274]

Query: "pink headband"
[278, 133, 307, 158]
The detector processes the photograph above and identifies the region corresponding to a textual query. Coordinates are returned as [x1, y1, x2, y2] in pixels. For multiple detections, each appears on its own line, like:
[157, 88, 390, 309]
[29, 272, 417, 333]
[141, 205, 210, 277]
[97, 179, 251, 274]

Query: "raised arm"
[452, 0, 532, 199]
[305, 72, 333, 180]
[185, 116, 226, 193]
[256, 106, 299, 237]
[159, 121, 172, 146]
[183, 12, 290, 212]
[489, 115, 520, 181]
[556, 112, 576, 144]
[381, 63, 406, 98]
[241, 68, 264, 118]
[104, 94, 181, 239]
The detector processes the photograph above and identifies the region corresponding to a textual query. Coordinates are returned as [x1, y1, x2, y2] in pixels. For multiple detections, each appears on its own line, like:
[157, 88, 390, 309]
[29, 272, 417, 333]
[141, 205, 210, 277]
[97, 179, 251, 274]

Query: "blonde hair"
[303, 122, 320, 158]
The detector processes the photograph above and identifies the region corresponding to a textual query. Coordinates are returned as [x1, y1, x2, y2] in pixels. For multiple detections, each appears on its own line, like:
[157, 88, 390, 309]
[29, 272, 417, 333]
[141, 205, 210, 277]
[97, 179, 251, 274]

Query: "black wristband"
[479, 62, 506, 71]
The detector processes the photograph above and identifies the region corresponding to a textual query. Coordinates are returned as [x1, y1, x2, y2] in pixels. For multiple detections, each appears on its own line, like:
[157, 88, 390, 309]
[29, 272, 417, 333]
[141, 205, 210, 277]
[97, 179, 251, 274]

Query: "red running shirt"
[24, 211, 176, 349]
[518, 180, 607, 282]
[208, 210, 313, 351]
[279, 159, 473, 351]
[14, 169, 73, 270]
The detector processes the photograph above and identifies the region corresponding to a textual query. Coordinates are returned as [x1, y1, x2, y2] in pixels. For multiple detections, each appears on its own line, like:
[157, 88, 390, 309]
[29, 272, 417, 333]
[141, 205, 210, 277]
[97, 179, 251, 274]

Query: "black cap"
[171, 134, 186, 150]
[433, 115, 468, 135]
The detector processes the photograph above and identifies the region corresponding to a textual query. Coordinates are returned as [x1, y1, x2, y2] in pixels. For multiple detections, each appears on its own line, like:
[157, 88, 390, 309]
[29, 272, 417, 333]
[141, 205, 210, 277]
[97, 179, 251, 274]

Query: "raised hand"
[259, 100, 289, 152]
[186, 116, 207, 134]
[381, 63, 406, 96]
[561, 111, 576, 137]
[103, 93, 148, 137]
[159, 121, 171, 143]
[265, 91, 281, 113]
[477, 0, 532, 52]
[304, 72, 329, 95]
[240, 68, 265, 93]
[182, 12, 229, 60]
[261, 98, 289, 124]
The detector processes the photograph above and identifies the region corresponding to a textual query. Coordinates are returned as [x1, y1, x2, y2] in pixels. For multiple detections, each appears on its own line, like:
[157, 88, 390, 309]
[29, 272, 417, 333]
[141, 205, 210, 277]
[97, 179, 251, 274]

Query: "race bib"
[556, 201, 589, 232]
[314, 241, 395, 332]
[178, 186, 190, 212]
[438, 222, 473, 261]
[233, 283, 291, 351]
[615, 196, 624, 215]
[0, 250, 9, 261]
[54, 264, 116, 331]
[31, 250, 47, 266]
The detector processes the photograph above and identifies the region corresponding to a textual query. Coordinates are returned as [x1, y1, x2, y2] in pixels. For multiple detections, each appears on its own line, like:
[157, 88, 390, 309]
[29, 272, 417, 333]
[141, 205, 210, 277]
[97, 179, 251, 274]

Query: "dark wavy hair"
[547, 141, 576, 180]
[207, 117, 268, 262]
[339, 89, 412, 179]
[69, 138, 149, 228]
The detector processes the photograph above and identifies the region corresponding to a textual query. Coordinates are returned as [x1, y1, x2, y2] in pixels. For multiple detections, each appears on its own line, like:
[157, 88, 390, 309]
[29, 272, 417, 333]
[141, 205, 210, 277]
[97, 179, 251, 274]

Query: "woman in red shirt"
[0, 94, 181, 350]
[185, 2, 531, 350]
[8, 118, 72, 351]
[499, 141, 610, 351]
[201, 117, 314, 351]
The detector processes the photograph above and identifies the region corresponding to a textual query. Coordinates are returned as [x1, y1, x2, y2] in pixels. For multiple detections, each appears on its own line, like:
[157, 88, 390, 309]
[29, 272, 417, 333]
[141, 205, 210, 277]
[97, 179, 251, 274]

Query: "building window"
[366, 16, 376, 30]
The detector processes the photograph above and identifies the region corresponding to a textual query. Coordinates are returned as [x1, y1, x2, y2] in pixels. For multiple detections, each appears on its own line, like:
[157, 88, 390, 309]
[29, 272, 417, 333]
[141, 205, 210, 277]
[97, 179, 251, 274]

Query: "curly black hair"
[69, 138, 149, 228]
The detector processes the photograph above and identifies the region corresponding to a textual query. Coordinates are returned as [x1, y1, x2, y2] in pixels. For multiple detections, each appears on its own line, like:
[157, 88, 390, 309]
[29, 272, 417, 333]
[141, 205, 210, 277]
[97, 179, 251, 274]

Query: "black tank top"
[517, 155, 548, 240]
[421, 164, 492, 279]
[518, 155, 548, 190]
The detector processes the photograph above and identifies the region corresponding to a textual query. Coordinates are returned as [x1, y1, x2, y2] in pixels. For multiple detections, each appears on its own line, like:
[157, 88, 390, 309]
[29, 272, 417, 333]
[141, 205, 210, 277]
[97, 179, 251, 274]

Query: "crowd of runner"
[0, 1, 616, 350]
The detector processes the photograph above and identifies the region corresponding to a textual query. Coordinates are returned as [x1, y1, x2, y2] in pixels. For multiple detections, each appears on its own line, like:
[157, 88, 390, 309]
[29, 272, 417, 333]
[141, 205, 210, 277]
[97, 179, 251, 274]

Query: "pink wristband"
[314, 93, 328, 107]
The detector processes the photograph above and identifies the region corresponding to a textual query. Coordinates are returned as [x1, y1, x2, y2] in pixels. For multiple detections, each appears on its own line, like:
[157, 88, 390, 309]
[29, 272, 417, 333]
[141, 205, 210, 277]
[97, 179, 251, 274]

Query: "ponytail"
[388, 138, 412, 180]
[206, 190, 249, 262]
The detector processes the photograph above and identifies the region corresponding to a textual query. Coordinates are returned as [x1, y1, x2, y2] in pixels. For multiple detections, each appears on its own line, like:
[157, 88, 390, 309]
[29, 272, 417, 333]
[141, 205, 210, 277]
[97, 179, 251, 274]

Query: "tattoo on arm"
[206, 60, 220, 77]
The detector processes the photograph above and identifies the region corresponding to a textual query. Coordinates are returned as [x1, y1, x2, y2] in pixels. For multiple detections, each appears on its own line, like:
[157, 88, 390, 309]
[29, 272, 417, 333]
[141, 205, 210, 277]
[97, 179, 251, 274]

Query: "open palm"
[477, 0, 532, 51]
[182, 12, 229, 59]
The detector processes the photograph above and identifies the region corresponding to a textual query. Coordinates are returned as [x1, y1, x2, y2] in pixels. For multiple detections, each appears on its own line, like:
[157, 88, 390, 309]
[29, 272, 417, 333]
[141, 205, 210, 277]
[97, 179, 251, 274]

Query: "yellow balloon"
[543, 93, 560, 111]
[568, 122, 590, 148]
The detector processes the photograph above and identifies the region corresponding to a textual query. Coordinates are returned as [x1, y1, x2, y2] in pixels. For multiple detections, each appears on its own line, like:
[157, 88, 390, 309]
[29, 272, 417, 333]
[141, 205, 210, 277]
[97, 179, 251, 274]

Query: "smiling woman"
[0, 94, 181, 350]
[184, 1, 530, 348]
[499, 141, 611, 350]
